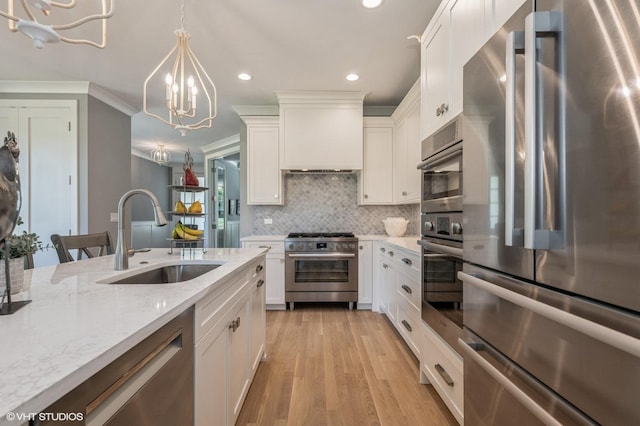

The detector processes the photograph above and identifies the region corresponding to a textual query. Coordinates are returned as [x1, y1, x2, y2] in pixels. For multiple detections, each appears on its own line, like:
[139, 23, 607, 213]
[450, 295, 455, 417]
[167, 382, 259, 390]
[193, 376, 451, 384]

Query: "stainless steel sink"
[106, 264, 221, 284]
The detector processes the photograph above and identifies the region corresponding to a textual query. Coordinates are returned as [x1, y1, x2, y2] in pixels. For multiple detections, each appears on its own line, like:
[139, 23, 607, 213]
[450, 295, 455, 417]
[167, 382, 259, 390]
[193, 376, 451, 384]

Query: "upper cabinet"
[486, 0, 528, 38]
[359, 117, 394, 205]
[421, 0, 486, 139]
[276, 92, 366, 171]
[392, 81, 421, 204]
[241, 116, 284, 205]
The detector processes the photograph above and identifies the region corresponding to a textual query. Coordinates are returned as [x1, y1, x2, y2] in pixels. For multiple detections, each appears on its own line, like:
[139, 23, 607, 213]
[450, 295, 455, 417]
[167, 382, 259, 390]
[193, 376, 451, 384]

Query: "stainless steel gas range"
[285, 232, 358, 310]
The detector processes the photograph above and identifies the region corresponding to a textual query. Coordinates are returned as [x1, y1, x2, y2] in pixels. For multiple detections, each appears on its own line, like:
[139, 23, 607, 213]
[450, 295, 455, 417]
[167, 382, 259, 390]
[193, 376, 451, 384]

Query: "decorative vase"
[0, 257, 25, 294]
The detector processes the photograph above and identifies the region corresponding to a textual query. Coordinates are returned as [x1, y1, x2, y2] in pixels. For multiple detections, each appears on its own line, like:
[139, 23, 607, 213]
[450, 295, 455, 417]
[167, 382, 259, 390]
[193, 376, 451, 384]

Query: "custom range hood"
[276, 91, 367, 172]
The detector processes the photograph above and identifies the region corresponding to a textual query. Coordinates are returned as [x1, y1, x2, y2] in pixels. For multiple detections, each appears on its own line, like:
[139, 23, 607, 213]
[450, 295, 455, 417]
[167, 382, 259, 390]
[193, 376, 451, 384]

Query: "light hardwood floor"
[236, 303, 458, 426]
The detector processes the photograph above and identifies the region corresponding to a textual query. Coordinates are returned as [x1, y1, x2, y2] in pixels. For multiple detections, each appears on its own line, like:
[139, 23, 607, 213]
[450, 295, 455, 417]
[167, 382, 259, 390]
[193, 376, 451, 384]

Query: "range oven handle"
[458, 271, 640, 359]
[417, 144, 462, 170]
[458, 338, 563, 426]
[287, 253, 356, 258]
[417, 240, 463, 258]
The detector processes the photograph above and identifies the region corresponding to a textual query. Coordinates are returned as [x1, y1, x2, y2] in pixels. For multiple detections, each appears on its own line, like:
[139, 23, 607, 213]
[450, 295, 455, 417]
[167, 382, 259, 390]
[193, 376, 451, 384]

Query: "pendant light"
[143, 0, 217, 136]
[0, 0, 115, 49]
[151, 144, 171, 165]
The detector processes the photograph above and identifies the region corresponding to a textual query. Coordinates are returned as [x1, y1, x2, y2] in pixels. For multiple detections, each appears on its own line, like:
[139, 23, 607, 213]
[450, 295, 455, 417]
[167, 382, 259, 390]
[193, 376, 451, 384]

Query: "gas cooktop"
[286, 232, 355, 238]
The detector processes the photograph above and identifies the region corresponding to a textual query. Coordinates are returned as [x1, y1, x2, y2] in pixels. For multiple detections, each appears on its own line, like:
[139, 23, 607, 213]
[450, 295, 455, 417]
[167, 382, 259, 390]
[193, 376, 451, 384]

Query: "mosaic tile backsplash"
[252, 174, 420, 235]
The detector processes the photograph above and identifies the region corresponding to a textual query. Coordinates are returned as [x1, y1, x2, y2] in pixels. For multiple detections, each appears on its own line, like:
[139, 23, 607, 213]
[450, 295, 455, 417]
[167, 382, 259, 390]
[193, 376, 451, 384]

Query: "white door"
[0, 101, 78, 267]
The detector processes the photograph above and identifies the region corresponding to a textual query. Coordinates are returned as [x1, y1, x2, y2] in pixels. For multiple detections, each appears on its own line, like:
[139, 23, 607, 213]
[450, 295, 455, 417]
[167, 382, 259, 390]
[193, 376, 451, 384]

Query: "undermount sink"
[105, 263, 222, 284]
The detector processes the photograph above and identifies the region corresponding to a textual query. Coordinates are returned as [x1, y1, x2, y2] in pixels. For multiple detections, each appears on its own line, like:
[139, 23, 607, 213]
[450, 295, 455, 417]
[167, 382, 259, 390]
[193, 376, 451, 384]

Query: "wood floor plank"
[235, 304, 458, 426]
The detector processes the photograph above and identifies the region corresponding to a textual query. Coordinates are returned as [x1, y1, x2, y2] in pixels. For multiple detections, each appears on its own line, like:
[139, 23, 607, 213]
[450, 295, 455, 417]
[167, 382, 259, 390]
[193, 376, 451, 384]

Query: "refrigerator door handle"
[505, 30, 525, 247]
[524, 11, 563, 250]
[458, 338, 563, 426]
[458, 271, 640, 359]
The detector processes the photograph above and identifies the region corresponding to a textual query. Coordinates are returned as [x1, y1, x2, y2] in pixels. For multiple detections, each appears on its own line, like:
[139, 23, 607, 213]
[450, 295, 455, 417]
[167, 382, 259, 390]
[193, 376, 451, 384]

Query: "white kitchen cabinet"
[359, 118, 394, 205]
[242, 240, 286, 309]
[357, 240, 373, 309]
[242, 116, 283, 205]
[276, 91, 366, 170]
[391, 81, 421, 204]
[421, 322, 464, 425]
[194, 257, 266, 426]
[421, 0, 486, 139]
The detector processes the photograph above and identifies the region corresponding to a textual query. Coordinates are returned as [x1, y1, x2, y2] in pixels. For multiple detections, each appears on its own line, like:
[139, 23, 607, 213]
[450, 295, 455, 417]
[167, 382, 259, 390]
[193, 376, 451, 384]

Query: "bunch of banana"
[187, 200, 202, 214]
[172, 221, 204, 240]
[174, 200, 187, 213]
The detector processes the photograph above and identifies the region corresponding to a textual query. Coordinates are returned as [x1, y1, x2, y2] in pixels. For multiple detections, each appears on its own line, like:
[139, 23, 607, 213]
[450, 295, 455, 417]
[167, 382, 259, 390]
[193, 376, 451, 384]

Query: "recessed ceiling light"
[346, 73, 360, 81]
[362, 0, 382, 9]
[238, 73, 252, 81]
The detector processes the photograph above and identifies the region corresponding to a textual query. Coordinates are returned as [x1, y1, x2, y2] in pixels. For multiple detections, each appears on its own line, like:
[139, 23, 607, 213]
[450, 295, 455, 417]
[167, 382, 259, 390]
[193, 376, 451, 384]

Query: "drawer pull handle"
[256, 264, 264, 273]
[434, 363, 454, 387]
[257, 279, 265, 288]
[401, 258, 412, 266]
[229, 317, 241, 332]
[401, 320, 412, 332]
[258, 245, 271, 249]
[401, 284, 412, 294]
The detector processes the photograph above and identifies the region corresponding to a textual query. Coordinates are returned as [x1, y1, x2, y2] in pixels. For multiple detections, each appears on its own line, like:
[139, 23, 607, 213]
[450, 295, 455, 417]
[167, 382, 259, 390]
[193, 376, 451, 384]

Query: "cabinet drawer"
[396, 297, 422, 359]
[243, 241, 284, 255]
[396, 268, 421, 311]
[423, 324, 463, 422]
[194, 269, 252, 343]
[393, 250, 420, 275]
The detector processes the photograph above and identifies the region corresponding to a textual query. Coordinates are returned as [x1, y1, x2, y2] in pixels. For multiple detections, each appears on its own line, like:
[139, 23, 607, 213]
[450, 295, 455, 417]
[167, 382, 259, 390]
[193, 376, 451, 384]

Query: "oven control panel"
[421, 212, 463, 242]
[285, 239, 358, 253]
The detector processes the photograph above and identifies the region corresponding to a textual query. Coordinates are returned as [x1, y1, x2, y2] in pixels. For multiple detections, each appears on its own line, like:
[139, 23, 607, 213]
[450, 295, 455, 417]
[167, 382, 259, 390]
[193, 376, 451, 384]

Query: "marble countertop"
[0, 248, 266, 424]
[241, 234, 421, 254]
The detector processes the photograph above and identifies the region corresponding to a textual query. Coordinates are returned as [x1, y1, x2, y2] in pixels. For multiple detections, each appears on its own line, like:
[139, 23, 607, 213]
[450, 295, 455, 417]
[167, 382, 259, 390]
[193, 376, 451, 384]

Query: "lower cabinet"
[421, 322, 464, 424]
[242, 240, 286, 309]
[194, 257, 266, 426]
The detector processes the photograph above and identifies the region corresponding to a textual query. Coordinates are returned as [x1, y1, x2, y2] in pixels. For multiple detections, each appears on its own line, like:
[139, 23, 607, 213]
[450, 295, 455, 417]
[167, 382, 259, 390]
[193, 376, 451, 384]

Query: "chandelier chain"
[180, 0, 186, 30]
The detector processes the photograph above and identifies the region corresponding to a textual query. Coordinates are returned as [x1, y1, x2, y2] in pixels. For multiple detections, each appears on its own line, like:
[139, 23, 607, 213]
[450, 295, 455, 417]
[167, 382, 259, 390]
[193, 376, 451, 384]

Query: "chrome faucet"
[114, 189, 167, 270]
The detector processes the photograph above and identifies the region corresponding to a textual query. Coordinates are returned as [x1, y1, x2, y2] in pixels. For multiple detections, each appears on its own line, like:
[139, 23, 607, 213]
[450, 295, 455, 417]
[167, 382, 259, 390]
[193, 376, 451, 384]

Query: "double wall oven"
[285, 233, 358, 310]
[418, 115, 464, 354]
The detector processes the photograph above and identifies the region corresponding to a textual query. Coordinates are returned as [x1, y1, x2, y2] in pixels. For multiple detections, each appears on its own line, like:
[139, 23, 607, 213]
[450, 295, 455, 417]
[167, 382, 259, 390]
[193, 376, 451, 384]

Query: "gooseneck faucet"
[114, 189, 167, 270]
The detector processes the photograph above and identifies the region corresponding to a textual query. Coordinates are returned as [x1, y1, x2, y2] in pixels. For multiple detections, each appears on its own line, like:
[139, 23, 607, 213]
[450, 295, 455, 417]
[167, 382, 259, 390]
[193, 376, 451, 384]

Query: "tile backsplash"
[252, 174, 420, 235]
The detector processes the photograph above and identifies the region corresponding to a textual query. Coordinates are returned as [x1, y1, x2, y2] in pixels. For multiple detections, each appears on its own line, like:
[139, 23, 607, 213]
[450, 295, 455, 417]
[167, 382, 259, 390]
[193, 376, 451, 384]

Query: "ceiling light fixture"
[238, 73, 252, 81]
[346, 73, 359, 81]
[151, 144, 171, 165]
[143, 0, 217, 137]
[0, 0, 115, 49]
[362, 0, 382, 9]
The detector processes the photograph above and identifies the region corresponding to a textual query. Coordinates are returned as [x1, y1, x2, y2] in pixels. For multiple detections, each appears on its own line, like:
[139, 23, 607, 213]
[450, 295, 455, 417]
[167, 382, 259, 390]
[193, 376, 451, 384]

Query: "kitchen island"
[0, 247, 267, 425]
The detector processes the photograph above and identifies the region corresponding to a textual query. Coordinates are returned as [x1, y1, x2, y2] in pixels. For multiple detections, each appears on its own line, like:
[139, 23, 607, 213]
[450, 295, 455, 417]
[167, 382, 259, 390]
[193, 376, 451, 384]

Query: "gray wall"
[87, 96, 132, 238]
[251, 174, 420, 235]
[131, 156, 171, 220]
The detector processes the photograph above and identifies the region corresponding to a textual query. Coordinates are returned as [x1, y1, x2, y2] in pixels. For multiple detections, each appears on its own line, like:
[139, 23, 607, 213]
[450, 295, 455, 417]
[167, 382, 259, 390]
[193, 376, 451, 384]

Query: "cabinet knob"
[388, 251, 394, 256]
[380, 247, 386, 253]
[383, 263, 389, 269]
[256, 264, 264, 273]
[359, 245, 363, 250]
[364, 194, 368, 199]
[228, 316, 241, 332]
[402, 191, 407, 196]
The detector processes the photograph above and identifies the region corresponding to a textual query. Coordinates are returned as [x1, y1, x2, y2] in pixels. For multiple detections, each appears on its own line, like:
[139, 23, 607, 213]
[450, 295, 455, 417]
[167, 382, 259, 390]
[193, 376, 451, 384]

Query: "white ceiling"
[0, 0, 438, 163]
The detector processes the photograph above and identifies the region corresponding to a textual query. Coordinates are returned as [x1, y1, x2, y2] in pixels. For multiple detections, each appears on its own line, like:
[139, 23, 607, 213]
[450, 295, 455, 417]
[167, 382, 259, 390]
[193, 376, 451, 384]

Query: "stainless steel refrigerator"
[460, 0, 640, 424]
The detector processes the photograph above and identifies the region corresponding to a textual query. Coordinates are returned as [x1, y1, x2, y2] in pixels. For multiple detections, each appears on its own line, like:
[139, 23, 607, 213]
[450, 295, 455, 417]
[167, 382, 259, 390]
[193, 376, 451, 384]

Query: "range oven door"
[285, 252, 357, 292]
[419, 238, 464, 352]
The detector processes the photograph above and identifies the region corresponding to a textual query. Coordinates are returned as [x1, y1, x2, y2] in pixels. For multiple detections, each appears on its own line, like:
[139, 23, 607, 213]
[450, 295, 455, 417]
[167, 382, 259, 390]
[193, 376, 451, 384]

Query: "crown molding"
[275, 91, 368, 104]
[201, 134, 240, 156]
[232, 105, 279, 116]
[0, 80, 139, 116]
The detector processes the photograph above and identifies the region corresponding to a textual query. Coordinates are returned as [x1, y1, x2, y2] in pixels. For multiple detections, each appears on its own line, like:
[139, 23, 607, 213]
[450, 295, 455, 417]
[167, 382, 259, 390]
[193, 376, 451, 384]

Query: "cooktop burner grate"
[287, 232, 355, 238]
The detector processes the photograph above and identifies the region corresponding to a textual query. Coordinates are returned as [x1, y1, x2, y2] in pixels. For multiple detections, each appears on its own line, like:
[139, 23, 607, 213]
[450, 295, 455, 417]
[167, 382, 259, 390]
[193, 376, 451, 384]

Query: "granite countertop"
[0, 248, 266, 424]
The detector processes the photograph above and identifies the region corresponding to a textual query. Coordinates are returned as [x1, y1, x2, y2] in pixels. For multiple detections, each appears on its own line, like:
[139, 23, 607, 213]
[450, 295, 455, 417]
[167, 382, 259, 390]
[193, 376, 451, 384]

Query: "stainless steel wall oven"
[419, 212, 464, 353]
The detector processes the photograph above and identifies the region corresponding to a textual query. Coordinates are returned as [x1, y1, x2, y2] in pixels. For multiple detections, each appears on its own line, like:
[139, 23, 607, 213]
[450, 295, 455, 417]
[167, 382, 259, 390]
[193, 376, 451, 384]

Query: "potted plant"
[0, 218, 44, 294]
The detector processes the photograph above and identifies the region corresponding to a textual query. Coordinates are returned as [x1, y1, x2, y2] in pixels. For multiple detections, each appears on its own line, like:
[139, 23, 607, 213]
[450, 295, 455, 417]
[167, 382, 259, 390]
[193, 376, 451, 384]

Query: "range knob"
[424, 221, 435, 232]
[288, 243, 294, 250]
[452, 222, 463, 235]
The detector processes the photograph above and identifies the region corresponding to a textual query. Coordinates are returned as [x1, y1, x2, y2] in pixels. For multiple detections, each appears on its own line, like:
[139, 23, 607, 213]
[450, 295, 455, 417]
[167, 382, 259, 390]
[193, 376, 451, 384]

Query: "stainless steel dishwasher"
[39, 308, 194, 425]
